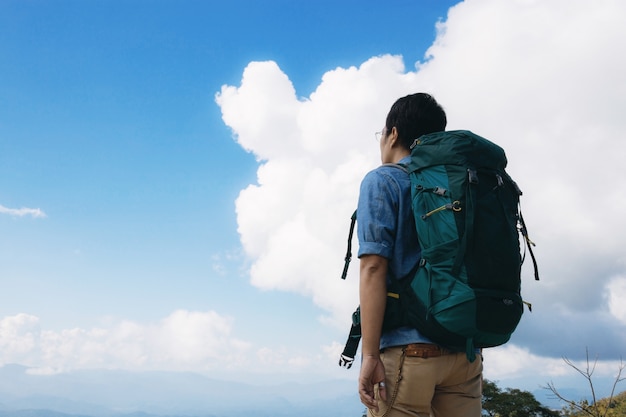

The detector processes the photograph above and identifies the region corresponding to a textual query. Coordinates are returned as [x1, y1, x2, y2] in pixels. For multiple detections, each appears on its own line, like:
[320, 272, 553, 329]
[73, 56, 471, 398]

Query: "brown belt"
[403, 343, 452, 358]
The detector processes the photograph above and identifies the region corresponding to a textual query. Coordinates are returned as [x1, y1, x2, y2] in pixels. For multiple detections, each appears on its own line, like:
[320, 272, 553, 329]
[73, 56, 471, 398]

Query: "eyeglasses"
[375, 131, 383, 142]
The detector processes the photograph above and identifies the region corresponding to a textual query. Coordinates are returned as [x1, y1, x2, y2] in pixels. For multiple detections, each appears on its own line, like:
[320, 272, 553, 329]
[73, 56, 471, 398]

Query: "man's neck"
[391, 149, 410, 163]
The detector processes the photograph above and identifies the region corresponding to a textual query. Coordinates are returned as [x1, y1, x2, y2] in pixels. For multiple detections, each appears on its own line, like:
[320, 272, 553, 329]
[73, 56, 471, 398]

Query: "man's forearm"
[359, 255, 388, 356]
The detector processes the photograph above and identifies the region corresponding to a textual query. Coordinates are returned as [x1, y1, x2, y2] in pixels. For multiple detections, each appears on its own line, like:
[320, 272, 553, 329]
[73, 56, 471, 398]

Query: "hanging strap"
[341, 210, 357, 280]
[338, 307, 362, 368]
[519, 210, 540, 281]
[465, 338, 477, 363]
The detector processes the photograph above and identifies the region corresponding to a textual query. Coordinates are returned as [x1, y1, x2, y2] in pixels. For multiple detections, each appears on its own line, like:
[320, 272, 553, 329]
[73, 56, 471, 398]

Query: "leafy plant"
[482, 379, 559, 417]
[544, 349, 625, 417]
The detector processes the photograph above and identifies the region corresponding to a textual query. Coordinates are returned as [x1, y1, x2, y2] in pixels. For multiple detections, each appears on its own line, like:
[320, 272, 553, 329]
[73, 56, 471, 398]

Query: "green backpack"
[339, 130, 538, 366]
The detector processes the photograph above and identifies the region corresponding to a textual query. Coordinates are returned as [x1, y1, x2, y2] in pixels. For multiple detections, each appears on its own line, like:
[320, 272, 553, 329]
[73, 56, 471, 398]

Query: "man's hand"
[358, 354, 387, 412]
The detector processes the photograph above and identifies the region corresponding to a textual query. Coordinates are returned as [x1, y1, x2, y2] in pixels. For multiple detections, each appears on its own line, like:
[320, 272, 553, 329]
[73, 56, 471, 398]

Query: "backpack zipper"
[421, 200, 461, 219]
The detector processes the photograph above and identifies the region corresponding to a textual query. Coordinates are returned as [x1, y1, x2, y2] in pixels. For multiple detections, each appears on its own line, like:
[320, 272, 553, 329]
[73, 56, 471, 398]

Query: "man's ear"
[388, 126, 400, 147]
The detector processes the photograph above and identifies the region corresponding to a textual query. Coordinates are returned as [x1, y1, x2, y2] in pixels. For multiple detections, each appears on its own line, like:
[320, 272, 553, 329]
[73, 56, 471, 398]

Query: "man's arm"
[358, 254, 388, 411]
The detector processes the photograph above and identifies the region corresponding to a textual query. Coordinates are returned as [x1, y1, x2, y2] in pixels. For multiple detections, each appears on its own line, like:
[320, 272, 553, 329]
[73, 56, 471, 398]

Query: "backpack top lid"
[407, 130, 508, 172]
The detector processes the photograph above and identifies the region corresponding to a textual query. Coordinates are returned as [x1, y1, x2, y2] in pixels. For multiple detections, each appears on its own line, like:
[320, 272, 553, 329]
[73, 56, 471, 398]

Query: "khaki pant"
[369, 346, 483, 417]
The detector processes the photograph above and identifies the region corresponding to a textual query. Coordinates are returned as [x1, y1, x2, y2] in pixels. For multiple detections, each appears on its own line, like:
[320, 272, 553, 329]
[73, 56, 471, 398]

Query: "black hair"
[384, 93, 447, 149]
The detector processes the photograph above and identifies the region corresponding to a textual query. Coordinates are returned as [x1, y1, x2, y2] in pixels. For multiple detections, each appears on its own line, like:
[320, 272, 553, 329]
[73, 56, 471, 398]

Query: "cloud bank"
[0, 311, 337, 377]
[0, 311, 248, 374]
[217, 0, 626, 365]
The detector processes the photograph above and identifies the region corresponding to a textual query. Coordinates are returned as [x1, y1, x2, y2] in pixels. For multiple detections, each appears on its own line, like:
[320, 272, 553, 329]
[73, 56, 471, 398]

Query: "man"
[357, 93, 483, 417]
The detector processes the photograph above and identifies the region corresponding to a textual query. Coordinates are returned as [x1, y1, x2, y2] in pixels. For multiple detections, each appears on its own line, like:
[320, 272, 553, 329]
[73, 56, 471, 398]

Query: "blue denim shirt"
[357, 156, 434, 349]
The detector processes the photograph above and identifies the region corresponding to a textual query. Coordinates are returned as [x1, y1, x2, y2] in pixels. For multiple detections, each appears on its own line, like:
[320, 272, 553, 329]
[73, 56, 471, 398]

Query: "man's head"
[383, 93, 447, 150]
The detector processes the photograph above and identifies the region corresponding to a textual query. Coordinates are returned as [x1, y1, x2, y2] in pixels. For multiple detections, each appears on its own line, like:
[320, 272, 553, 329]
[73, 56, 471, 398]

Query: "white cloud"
[0, 204, 46, 218]
[0, 314, 40, 360]
[210, 249, 248, 277]
[217, 56, 427, 326]
[0, 311, 251, 374]
[607, 276, 626, 324]
[483, 344, 572, 381]
[215, 0, 626, 384]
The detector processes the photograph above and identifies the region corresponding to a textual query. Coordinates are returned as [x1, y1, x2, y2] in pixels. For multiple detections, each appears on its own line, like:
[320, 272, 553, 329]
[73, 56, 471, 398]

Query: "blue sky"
[2, 0, 626, 407]
[1, 0, 456, 325]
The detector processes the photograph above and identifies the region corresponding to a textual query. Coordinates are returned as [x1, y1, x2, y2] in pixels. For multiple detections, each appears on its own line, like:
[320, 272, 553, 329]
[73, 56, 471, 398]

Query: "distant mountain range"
[0, 364, 363, 417]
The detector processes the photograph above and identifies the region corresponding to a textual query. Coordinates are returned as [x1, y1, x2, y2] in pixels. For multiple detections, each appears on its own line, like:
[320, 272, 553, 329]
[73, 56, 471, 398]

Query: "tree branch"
[544, 349, 626, 417]
[605, 357, 625, 410]
[544, 380, 596, 417]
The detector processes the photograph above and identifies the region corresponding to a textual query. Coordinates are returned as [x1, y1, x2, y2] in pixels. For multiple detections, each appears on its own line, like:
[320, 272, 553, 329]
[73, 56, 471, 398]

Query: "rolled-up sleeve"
[357, 169, 399, 259]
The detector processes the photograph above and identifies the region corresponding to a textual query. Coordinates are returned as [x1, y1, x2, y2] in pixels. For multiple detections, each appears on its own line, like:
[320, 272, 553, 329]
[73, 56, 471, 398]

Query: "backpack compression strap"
[451, 168, 479, 277]
[341, 210, 357, 280]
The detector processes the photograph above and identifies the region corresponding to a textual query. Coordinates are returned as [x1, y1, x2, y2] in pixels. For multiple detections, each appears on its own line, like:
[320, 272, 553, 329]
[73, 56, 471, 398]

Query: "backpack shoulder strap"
[383, 162, 408, 172]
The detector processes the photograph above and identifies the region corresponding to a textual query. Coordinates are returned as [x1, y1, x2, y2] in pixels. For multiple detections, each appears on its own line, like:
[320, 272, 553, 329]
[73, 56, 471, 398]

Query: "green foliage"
[482, 379, 560, 417]
[545, 350, 625, 417]
[559, 390, 626, 417]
